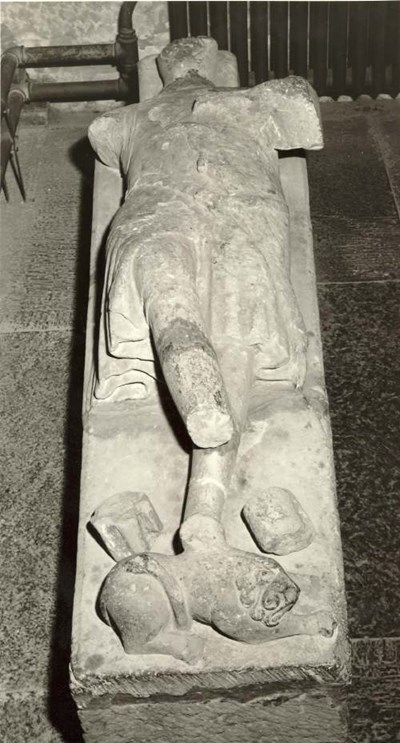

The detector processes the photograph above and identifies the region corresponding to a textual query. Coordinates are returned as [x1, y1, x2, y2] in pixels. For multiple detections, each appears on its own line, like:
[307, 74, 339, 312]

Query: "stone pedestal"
[70, 151, 350, 741]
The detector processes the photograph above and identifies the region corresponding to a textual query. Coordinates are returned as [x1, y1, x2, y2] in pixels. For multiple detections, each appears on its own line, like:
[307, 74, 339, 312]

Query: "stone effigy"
[71, 36, 350, 743]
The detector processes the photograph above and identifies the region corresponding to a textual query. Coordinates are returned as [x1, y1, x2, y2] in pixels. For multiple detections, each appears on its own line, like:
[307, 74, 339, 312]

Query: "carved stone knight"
[88, 37, 327, 661]
[89, 37, 322, 445]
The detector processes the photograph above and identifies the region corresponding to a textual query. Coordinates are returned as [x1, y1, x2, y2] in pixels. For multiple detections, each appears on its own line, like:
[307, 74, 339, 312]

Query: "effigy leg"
[183, 344, 253, 523]
[137, 237, 234, 449]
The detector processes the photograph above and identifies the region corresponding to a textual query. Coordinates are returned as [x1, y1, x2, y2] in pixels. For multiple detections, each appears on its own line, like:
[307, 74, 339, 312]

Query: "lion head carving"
[235, 558, 299, 627]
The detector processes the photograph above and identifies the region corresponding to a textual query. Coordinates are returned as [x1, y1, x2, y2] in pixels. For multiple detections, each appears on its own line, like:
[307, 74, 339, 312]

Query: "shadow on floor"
[47, 135, 94, 743]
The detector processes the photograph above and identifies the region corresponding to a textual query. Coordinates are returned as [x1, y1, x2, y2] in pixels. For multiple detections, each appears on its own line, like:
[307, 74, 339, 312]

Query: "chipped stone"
[242, 486, 315, 555]
[90, 491, 163, 560]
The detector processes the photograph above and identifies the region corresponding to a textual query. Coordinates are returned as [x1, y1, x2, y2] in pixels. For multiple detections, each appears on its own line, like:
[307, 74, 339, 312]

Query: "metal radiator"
[168, 1, 400, 97]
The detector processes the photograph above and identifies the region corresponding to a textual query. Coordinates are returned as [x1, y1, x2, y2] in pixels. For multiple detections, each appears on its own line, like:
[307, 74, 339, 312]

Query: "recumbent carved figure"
[88, 37, 332, 662]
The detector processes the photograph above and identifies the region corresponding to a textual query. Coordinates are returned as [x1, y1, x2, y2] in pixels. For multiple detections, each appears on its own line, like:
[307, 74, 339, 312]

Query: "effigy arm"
[193, 75, 323, 152]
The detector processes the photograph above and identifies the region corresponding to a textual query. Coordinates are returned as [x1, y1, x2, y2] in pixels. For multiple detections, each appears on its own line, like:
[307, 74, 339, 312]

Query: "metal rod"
[5, 88, 25, 136]
[330, 1, 349, 96]
[116, 1, 139, 102]
[387, 0, 400, 92]
[250, 2, 268, 85]
[168, 1, 188, 40]
[28, 79, 128, 103]
[2, 176, 9, 201]
[188, 1, 208, 36]
[349, 1, 369, 96]
[370, 2, 387, 95]
[21, 44, 116, 68]
[118, 1, 137, 36]
[9, 148, 26, 201]
[209, 2, 228, 50]
[1, 50, 20, 114]
[1, 88, 25, 192]
[270, 1, 288, 79]
[229, 1, 249, 86]
[290, 1, 308, 78]
[1, 1, 140, 198]
[1, 129, 14, 190]
[310, 1, 328, 95]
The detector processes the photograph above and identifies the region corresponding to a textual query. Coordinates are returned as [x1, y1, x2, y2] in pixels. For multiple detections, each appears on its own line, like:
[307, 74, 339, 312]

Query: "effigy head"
[157, 36, 218, 85]
[235, 556, 300, 628]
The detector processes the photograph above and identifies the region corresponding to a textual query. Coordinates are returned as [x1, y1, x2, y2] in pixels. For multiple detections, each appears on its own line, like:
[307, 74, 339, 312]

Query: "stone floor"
[1, 100, 399, 743]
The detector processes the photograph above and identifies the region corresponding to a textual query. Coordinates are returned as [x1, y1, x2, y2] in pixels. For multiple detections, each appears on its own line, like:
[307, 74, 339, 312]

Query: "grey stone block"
[0, 691, 82, 743]
[318, 282, 400, 638]
[313, 216, 400, 282]
[307, 106, 399, 220]
[0, 330, 83, 690]
[77, 688, 347, 743]
[90, 491, 164, 559]
[0, 120, 94, 332]
[242, 487, 315, 555]
[71, 153, 349, 740]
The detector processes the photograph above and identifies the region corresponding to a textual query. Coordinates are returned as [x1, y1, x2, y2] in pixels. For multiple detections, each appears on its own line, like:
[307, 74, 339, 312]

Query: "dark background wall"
[168, 1, 400, 96]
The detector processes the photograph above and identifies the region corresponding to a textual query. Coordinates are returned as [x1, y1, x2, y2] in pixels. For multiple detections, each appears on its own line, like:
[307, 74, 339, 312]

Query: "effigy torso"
[92, 76, 304, 405]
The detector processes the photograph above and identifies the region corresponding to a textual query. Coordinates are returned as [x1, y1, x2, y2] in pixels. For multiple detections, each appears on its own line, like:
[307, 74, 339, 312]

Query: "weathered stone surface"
[0, 330, 83, 691]
[371, 109, 400, 215]
[0, 691, 74, 743]
[313, 215, 400, 283]
[98, 517, 332, 662]
[0, 118, 94, 332]
[137, 53, 163, 101]
[242, 486, 315, 555]
[249, 75, 323, 151]
[307, 107, 398, 220]
[87, 42, 322, 453]
[307, 102, 400, 284]
[77, 688, 347, 743]
[71, 155, 349, 693]
[91, 492, 163, 560]
[318, 282, 400, 638]
[138, 47, 240, 102]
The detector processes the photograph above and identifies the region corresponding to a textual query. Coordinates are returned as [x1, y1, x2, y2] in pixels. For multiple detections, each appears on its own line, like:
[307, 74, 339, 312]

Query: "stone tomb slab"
[70, 156, 350, 742]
